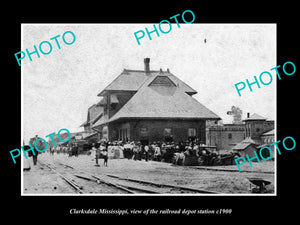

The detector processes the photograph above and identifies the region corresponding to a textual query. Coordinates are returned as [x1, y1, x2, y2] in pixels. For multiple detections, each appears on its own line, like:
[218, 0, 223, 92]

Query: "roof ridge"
[97, 68, 197, 96]
[124, 69, 160, 73]
[244, 113, 267, 121]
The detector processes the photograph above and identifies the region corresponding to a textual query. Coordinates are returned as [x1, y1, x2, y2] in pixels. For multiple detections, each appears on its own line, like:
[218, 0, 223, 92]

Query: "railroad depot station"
[81, 58, 220, 144]
[71, 58, 274, 156]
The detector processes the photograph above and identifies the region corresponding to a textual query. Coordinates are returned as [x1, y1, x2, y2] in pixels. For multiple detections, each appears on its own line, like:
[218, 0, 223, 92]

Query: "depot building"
[81, 58, 220, 144]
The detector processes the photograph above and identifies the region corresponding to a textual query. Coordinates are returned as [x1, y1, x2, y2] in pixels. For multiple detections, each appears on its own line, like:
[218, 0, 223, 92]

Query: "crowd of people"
[23, 136, 239, 170]
[48, 139, 224, 166]
[88, 140, 206, 164]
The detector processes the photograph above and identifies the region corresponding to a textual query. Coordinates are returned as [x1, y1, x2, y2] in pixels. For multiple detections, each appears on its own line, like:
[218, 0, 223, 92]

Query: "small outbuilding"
[232, 139, 258, 161]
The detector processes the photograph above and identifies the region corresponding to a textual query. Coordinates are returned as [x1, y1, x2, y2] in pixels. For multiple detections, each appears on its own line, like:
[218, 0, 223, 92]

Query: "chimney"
[247, 112, 250, 118]
[144, 58, 150, 74]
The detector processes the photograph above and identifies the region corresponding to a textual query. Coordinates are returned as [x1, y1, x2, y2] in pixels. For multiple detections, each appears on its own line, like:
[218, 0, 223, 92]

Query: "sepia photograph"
[21, 23, 276, 195]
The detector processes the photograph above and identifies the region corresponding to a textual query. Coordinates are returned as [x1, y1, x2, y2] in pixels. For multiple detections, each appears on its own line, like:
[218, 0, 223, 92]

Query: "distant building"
[257, 129, 275, 159]
[80, 104, 103, 133]
[206, 124, 245, 151]
[206, 113, 275, 152]
[81, 58, 221, 143]
[230, 113, 275, 160]
[260, 129, 275, 145]
[244, 113, 274, 145]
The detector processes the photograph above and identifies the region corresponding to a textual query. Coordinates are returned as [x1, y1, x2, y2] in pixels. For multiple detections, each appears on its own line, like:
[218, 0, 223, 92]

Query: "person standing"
[154, 144, 161, 161]
[29, 135, 41, 166]
[23, 145, 31, 171]
[128, 142, 134, 159]
[72, 143, 79, 157]
[92, 143, 100, 167]
[123, 142, 129, 159]
[103, 149, 108, 166]
[132, 143, 138, 160]
[137, 143, 142, 160]
[107, 142, 113, 159]
[100, 142, 106, 154]
[119, 142, 124, 159]
[144, 145, 149, 162]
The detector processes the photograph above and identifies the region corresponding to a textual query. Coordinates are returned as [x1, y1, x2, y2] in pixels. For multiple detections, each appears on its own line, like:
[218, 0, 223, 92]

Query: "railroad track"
[38, 160, 158, 194]
[38, 161, 84, 194]
[44, 159, 219, 194]
[57, 161, 160, 194]
[104, 174, 217, 194]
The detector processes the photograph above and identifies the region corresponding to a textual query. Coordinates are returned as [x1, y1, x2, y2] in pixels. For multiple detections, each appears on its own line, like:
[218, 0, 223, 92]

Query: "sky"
[22, 23, 276, 143]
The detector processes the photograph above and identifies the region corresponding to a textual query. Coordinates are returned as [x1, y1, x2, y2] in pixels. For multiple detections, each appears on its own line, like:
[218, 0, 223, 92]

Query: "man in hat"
[29, 135, 41, 166]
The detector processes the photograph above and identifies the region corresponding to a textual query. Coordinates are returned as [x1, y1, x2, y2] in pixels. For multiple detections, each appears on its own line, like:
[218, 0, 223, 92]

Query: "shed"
[232, 141, 258, 161]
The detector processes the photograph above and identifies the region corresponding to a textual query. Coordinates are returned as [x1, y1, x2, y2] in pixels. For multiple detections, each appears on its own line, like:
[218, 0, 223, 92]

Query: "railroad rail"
[74, 173, 158, 194]
[39, 160, 158, 194]
[180, 165, 275, 174]
[39, 161, 84, 194]
[53, 160, 220, 194]
[105, 174, 218, 194]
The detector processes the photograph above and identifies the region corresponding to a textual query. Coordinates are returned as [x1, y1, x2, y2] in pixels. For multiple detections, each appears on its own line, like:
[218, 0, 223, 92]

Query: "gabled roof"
[232, 137, 257, 150]
[242, 137, 257, 144]
[232, 142, 256, 150]
[91, 114, 109, 129]
[97, 69, 197, 96]
[244, 113, 266, 121]
[80, 104, 103, 127]
[107, 74, 220, 122]
[97, 94, 119, 106]
[261, 129, 274, 136]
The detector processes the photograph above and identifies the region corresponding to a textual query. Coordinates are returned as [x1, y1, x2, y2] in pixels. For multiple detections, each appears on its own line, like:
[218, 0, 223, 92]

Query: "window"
[247, 124, 251, 137]
[188, 128, 196, 137]
[119, 129, 122, 140]
[140, 127, 148, 136]
[164, 128, 173, 142]
[228, 133, 232, 139]
[149, 76, 176, 87]
[164, 128, 172, 136]
[119, 128, 129, 141]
